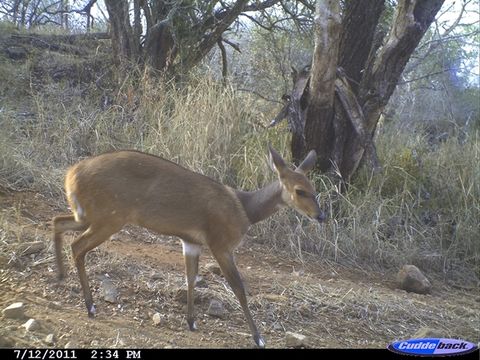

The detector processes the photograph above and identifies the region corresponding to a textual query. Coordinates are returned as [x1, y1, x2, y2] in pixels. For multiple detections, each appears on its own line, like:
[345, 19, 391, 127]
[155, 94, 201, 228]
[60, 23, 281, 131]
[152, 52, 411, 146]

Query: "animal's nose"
[316, 212, 327, 223]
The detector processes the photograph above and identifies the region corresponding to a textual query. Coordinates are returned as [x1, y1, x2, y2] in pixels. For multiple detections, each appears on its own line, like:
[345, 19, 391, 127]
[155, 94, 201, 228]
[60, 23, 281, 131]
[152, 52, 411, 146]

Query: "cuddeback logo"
[388, 338, 478, 356]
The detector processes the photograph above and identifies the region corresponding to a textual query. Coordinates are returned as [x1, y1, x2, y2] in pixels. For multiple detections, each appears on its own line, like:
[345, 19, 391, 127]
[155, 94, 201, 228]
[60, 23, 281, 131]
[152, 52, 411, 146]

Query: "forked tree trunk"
[274, 0, 445, 182]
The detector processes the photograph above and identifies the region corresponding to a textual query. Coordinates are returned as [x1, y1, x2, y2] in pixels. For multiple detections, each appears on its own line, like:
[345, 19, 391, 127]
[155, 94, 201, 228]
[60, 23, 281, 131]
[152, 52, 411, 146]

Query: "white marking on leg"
[70, 193, 85, 222]
[181, 241, 202, 257]
[182, 241, 202, 286]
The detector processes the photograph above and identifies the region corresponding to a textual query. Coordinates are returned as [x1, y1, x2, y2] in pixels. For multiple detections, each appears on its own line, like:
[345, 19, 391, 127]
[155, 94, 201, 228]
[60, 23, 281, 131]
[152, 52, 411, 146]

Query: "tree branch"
[222, 38, 241, 52]
[183, 0, 249, 70]
[217, 38, 228, 85]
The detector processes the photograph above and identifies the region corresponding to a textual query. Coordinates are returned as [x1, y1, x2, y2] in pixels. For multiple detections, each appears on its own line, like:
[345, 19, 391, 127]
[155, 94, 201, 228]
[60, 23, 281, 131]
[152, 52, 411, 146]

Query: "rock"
[18, 241, 45, 256]
[2, 302, 25, 319]
[285, 331, 308, 348]
[64, 342, 75, 349]
[152, 313, 164, 326]
[397, 265, 431, 294]
[22, 319, 40, 331]
[44, 334, 55, 345]
[205, 263, 222, 276]
[101, 279, 118, 303]
[207, 299, 225, 319]
[5, 46, 27, 60]
[0, 335, 15, 348]
[151, 272, 163, 280]
[413, 327, 443, 339]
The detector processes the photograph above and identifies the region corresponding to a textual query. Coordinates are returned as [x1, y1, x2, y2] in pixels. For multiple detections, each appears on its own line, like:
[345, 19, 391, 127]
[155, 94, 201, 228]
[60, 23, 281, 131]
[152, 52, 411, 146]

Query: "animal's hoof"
[255, 335, 265, 348]
[87, 304, 96, 318]
[187, 319, 197, 331]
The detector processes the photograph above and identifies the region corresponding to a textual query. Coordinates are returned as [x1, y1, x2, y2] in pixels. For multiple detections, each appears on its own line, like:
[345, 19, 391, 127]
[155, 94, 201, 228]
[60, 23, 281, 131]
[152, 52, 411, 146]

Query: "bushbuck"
[52, 146, 325, 348]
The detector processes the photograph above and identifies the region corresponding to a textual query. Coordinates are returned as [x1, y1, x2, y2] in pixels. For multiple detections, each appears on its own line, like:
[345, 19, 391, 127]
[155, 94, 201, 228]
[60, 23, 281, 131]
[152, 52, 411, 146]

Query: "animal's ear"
[268, 145, 287, 175]
[296, 150, 317, 174]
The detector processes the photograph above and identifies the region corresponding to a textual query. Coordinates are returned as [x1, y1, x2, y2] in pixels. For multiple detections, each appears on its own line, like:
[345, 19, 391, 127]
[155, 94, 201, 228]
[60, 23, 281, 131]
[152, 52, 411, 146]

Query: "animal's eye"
[295, 189, 308, 197]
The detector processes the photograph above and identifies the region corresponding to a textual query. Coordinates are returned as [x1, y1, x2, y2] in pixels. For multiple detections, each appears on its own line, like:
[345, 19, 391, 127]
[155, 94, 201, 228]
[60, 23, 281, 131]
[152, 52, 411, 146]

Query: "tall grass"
[0, 69, 478, 281]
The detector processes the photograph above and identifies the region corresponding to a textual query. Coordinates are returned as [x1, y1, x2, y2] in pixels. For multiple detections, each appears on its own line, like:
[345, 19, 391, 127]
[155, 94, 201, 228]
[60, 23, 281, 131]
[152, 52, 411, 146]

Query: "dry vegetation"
[0, 27, 479, 348]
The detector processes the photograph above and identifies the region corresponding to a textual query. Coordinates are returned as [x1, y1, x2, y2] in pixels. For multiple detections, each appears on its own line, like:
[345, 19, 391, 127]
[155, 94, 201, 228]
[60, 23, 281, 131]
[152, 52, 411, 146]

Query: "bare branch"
[222, 38, 241, 53]
[398, 67, 460, 85]
[217, 38, 228, 85]
[237, 88, 283, 104]
[243, 0, 281, 12]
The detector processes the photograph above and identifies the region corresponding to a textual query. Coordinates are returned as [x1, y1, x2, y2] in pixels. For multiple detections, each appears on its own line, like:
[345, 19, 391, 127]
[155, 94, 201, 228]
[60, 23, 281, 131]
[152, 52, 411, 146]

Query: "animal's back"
[64, 150, 248, 241]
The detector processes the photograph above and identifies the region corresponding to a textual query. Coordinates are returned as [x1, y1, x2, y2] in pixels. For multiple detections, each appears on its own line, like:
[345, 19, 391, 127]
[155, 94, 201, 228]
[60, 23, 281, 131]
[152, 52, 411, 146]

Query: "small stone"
[285, 331, 308, 348]
[64, 342, 75, 349]
[22, 319, 40, 331]
[205, 263, 222, 276]
[152, 312, 164, 326]
[2, 303, 25, 319]
[413, 327, 443, 339]
[90, 340, 99, 347]
[397, 265, 432, 294]
[44, 334, 55, 345]
[207, 299, 225, 319]
[101, 279, 118, 303]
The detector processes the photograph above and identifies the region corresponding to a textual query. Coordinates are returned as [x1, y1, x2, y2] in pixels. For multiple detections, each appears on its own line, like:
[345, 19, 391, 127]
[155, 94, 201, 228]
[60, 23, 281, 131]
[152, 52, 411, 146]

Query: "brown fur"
[52, 147, 324, 347]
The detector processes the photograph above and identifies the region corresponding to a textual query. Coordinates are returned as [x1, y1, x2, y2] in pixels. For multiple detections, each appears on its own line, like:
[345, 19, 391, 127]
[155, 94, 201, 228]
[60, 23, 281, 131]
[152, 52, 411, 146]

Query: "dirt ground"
[0, 188, 479, 349]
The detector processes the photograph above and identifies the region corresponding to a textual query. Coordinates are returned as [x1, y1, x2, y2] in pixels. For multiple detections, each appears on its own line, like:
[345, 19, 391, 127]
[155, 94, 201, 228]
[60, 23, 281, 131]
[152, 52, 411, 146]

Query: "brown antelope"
[52, 146, 325, 348]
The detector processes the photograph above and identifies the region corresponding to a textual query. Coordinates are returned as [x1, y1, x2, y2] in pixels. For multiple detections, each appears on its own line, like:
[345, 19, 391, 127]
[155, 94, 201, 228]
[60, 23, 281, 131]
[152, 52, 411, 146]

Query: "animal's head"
[268, 145, 326, 223]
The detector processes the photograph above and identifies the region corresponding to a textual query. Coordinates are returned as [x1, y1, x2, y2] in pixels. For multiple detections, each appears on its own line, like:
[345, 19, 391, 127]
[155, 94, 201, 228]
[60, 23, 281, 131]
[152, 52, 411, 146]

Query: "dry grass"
[0, 41, 478, 284]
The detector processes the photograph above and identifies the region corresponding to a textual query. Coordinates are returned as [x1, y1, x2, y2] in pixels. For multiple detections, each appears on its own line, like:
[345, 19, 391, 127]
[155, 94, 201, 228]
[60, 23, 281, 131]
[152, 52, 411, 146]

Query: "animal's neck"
[235, 181, 285, 225]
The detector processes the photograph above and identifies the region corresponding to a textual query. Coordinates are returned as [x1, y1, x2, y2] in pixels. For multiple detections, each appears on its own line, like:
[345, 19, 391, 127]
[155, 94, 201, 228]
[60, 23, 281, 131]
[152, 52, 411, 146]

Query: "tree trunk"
[305, 0, 444, 181]
[104, 0, 138, 68]
[338, 0, 385, 94]
[303, 0, 342, 171]
[339, 0, 444, 179]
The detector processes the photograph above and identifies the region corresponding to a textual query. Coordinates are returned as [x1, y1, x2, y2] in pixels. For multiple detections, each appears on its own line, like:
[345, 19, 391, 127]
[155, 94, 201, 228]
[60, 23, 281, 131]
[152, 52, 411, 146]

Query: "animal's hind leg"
[52, 214, 88, 280]
[71, 224, 121, 317]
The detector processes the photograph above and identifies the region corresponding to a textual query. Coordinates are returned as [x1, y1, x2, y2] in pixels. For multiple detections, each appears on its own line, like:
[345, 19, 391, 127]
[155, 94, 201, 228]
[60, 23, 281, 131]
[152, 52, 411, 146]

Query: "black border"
[1, 348, 479, 360]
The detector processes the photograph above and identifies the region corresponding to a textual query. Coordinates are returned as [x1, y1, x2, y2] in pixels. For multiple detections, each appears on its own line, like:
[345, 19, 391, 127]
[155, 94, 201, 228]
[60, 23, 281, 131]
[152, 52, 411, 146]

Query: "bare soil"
[0, 189, 479, 349]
